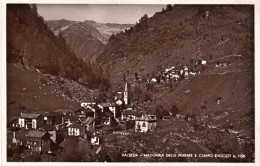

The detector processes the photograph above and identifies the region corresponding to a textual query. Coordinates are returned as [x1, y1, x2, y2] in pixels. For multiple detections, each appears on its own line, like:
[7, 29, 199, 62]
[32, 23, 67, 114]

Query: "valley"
[6, 4, 254, 162]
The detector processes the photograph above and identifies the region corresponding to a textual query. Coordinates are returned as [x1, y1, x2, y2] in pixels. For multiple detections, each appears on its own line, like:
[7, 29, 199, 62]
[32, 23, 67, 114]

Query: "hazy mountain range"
[46, 19, 133, 62]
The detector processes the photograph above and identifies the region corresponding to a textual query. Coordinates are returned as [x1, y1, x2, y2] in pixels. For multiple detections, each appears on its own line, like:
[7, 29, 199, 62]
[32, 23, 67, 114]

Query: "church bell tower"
[124, 82, 128, 105]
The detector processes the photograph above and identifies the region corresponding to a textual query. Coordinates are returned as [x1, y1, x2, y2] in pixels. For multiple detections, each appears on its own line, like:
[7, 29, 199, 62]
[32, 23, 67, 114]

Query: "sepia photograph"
[3, 0, 257, 164]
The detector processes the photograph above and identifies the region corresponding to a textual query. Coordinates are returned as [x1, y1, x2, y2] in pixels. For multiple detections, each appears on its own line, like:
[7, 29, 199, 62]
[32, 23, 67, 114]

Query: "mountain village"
[8, 80, 161, 158]
[7, 56, 240, 161]
[6, 4, 254, 162]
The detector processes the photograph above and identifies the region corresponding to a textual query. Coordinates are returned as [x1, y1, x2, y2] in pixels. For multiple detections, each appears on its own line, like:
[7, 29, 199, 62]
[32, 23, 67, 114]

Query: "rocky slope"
[7, 4, 106, 117]
[97, 5, 253, 85]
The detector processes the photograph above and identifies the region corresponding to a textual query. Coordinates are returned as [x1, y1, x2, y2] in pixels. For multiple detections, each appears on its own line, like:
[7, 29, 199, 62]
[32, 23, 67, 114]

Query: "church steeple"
[124, 82, 128, 92]
[124, 82, 128, 105]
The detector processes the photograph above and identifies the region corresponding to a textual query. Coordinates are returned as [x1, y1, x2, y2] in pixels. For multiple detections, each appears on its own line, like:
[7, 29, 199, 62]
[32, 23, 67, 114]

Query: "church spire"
[124, 82, 128, 105]
[124, 82, 128, 92]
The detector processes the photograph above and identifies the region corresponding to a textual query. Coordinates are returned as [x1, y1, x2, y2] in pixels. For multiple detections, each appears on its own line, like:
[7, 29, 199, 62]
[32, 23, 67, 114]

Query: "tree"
[161, 7, 166, 14]
[122, 72, 126, 82]
[155, 105, 169, 118]
[139, 14, 148, 23]
[166, 4, 173, 11]
[109, 34, 115, 42]
[169, 105, 180, 117]
[135, 72, 138, 80]
[141, 89, 151, 102]
[30, 4, 38, 16]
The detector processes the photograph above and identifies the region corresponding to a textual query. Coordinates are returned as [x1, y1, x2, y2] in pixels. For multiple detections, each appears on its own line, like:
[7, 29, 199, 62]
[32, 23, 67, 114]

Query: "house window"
[68, 128, 73, 135]
[142, 122, 146, 127]
[27, 141, 38, 150]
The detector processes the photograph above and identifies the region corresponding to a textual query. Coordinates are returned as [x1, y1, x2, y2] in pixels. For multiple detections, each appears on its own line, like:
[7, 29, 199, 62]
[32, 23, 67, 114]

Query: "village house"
[115, 98, 123, 106]
[195, 59, 207, 65]
[67, 123, 85, 137]
[80, 100, 97, 107]
[74, 107, 94, 121]
[54, 109, 74, 116]
[90, 133, 101, 146]
[7, 115, 19, 128]
[39, 124, 57, 143]
[100, 102, 121, 120]
[25, 130, 50, 153]
[147, 114, 157, 120]
[215, 62, 230, 67]
[135, 115, 157, 133]
[121, 110, 138, 121]
[101, 111, 116, 127]
[43, 112, 62, 126]
[18, 112, 43, 129]
[125, 103, 134, 111]
[82, 116, 97, 133]
[63, 114, 77, 127]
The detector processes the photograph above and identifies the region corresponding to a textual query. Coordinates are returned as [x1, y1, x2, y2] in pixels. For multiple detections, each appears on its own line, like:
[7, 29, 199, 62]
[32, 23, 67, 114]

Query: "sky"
[37, 4, 166, 24]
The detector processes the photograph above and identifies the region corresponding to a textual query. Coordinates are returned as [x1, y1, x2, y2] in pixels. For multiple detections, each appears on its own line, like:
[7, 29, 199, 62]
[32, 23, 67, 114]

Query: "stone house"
[67, 123, 85, 137]
[18, 112, 43, 129]
[43, 112, 62, 126]
[39, 124, 57, 143]
[135, 115, 157, 133]
[25, 130, 50, 153]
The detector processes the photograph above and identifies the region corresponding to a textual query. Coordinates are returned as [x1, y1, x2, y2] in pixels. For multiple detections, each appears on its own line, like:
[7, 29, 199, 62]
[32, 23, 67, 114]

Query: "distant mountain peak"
[46, 19, 133, 62]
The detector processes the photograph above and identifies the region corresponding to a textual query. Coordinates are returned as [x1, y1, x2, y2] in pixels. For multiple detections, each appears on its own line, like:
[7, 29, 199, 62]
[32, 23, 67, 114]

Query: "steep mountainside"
[60, 21, 106, 62]
[7, 63, 99, 118]
[45, 19, 79, 35]
[97, 5, 254, 85]
[7, 4, 108, 117]
[97, 5, 254, 159]
[46, 19, 133, 62]
[7, 4, 108, 88]
[83, 20, 133, 44]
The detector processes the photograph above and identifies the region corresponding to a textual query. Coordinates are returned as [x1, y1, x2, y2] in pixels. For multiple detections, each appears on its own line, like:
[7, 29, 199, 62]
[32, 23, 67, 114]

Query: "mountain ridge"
[46, 19, 133, 62]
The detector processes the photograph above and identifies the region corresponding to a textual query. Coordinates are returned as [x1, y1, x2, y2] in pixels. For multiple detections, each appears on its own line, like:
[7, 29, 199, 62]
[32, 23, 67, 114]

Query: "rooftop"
[54, 109, 73, 114]
[39, 124, 56, 131]
[25, 130, 47, 138]
[8, 115, 19, 124]
[75, 107, 94, 114]
[68, 123, 82, 128]
[43, 112, 61, 117]
[20, 113, 41, 119]
[100, 102, 116, 108]
[122, 110, 142, 116]
[82, 117, 97, 125]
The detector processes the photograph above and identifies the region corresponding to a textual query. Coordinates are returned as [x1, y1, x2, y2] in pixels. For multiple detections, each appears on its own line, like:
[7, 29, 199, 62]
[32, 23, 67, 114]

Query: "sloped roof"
[75, 108, 93, 114]
[125, 103, 134, 108]
[25, 130, 47, 138]
[68, 123, 82, 128]
[43, 112, 61, 117]
[122, 110, 137, 115]
[39, 124, 56, 131]
[82, 117, 97, 125]
[100, 102, 116, 108]
[8, 115, 19, 124]
[104, 111, 114, 117]
[54, 109, 73, 114]
[20, 113, 41, 119]
[63, 115, 78, 124]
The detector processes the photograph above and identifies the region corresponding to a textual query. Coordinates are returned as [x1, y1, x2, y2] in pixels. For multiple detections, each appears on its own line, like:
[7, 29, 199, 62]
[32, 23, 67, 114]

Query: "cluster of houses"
[7, 83, 158, 155]
[150, 59, 206, 83]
